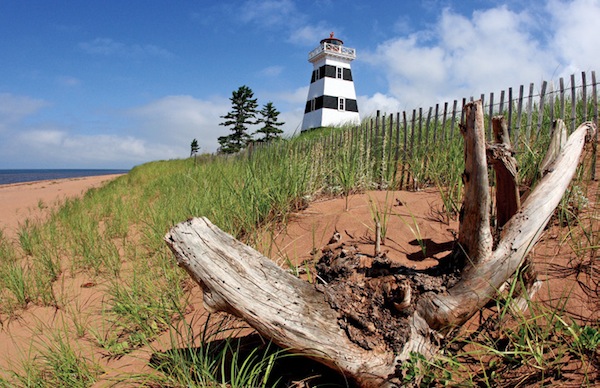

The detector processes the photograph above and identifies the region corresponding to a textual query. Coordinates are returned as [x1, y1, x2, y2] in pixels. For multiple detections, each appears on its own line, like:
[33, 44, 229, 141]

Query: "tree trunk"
[165, 101, 596, 385]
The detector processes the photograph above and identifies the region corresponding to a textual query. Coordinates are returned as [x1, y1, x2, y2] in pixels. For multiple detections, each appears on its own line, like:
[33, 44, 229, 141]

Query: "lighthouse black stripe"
[304, 95, 358, 113]
[310, 65, 353, 83]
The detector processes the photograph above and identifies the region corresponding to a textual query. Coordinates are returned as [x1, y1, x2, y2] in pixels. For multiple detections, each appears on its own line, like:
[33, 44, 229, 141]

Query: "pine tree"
[190, 138, 199, 157]
[218, 85, 258, 154]
[255, 102, 284, 143]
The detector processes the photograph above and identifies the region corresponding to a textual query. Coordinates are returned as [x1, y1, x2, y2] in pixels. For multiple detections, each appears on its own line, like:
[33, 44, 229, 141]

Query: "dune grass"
[0, 100, 597, 386]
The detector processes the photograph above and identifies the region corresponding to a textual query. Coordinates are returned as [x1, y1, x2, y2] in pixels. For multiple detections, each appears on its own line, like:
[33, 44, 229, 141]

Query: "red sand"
[0, 174, 123, 239]
[0, 175, 596, 385]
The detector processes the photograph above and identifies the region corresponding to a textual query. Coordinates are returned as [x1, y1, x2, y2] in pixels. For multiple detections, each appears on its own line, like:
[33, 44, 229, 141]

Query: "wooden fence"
[247, 70, 599, 192]
[353, 70, 599, 190]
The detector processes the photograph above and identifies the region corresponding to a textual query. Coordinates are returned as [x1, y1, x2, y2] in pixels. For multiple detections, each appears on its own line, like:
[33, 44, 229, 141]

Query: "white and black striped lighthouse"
[301, 32, 360, 131]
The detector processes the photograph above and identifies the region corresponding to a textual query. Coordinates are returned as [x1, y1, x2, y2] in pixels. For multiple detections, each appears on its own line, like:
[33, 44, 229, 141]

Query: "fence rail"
[247, 70, 599, 193]
[354, 70, 598, 190]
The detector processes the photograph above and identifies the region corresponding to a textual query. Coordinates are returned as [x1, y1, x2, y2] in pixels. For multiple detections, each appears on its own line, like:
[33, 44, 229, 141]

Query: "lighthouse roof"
[320, 32, 343, 45]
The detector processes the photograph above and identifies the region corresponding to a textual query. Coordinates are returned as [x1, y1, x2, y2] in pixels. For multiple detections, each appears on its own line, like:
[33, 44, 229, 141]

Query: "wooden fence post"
[571, 74, 577, 133]
[515, 84, 524, 148]
[582, 71, 588, 122]
[536, 80, 547, 139]
[591, 71, 598, 180]
[560, 77, 565, 121]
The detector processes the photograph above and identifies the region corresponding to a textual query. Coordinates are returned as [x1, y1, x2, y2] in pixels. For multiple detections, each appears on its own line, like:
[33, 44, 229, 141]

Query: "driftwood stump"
[165, 100, 596, 386]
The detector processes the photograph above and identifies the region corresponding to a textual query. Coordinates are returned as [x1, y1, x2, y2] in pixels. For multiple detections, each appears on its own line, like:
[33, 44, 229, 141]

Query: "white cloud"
[259, 65, 284, 77]
[56, 75, 81, 87]
[547, 0, 600, 75]
[128, 95, 231, 154]
[0, 121, 162, 168]
[269, 86, 308, 105]
[79, 38, 124, 55]
[360, 4, 585, 110]
[239, 0, 297, 27]
[79, 38, 173, 59]
[256, 86, 307, 135]
[0, 93, 180, 168]
[236, 0, 336, 47]
[21, 129, 66, 146]
[0, 93, 49, 131]
[288, 24, 337, 46]
[358, 93, 402, 117]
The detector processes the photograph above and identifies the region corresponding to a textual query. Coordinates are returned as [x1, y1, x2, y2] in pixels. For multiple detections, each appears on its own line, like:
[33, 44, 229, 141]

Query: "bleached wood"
[165, 217, 396, 386]
[418, 121, 595, 331]
[539, 119, 568, 176]
[458, 100, 493, 264]
[165, 111, 595, 384]
[488, 115, 520, 229]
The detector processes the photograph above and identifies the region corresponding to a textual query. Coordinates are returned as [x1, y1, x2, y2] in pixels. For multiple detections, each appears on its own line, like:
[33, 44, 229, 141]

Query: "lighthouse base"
[301, 109, 360, 132]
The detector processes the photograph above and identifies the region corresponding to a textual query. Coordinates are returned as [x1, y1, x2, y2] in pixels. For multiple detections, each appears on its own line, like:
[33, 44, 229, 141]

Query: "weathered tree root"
[165, 102, 596, 386]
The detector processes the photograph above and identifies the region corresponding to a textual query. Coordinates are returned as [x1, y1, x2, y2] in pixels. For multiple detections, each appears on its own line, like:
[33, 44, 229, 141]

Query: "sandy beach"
[0, 174, 124, 239]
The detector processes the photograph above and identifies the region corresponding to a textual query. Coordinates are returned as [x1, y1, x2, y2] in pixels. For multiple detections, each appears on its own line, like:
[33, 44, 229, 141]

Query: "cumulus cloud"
[0, 93, 49, 132]
[269, 86, 308, 106]
[56, 75, 81, 87]
[359, 2, 600, 110]
[21, 129, 66, 146]
[288, 23, 339, 46]
[358, 93, 402, 117]
[0, 121, 163, 169]
[235, 0, 336, 47]
[13, 129, 158, 167]
[259, 65, 284, 78]
[260, 86, 307, 133]
[79, 38, 174, 59]
[238, 0, 298, 27]
[0, 93, 180, 168]
[128, 95, 231, 155]
[547, 0, 600, 75]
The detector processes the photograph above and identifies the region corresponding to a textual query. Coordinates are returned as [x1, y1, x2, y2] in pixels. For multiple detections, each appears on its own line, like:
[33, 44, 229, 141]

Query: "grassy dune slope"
[0, 118, 598, 386]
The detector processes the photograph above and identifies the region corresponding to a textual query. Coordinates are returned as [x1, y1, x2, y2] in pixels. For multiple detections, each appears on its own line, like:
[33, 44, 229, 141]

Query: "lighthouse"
[301, 33, 360, 131]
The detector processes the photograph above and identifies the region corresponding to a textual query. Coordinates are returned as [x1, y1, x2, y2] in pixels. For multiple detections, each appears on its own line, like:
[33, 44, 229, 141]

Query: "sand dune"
[0, 174, 124, 239]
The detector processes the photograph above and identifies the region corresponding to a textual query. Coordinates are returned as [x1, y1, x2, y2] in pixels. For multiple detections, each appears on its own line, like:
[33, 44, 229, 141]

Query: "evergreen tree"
[218, 85, 258, 154]
[255, 102, 284, 143]
[190, 138, 199, 157]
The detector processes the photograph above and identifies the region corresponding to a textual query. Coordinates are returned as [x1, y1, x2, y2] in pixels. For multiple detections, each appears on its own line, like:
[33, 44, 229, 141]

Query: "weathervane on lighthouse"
[301, 32, 360, 131]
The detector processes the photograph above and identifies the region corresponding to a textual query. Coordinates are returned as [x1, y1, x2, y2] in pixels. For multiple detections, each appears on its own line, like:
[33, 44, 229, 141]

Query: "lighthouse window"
[338, 98, 345, 111]
[315, 96, 324, 110]
[346, 99, 358, 112]
[322, 95, 338, 109]
[324, 65, 336, 78]
[343, 68, 353, 81]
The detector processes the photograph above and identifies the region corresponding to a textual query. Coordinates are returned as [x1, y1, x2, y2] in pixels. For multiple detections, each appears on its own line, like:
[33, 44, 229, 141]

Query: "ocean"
[0, 169, 129, 186]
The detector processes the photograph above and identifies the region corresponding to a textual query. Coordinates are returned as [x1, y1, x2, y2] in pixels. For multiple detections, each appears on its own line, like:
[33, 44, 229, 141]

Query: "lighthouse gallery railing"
[308, 43, 356, 61]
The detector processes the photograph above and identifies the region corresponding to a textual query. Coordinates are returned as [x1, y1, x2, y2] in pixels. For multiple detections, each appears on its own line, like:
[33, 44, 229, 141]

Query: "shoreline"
[0, 169, 129, 187]
[0, 174, 120, 189]
[0, 173, 125, 239]
[0, 172, 127, 189]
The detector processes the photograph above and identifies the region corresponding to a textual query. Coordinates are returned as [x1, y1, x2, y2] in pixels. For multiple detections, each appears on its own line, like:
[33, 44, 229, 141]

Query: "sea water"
[0, 169, 129, 185]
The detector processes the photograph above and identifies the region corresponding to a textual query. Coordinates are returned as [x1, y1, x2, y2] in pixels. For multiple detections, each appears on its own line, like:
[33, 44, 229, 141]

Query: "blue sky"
[1, 0, 599, 169]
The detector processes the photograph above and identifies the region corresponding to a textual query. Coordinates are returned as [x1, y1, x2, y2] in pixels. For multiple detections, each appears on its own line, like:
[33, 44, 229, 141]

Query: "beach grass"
[0, 103, 597, 386]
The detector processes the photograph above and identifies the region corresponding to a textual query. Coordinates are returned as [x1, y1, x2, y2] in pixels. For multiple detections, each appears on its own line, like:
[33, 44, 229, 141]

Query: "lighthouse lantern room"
[301, 33, 360, 131]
